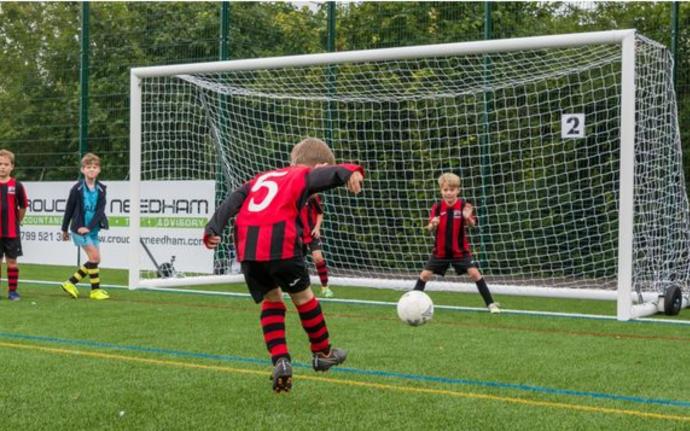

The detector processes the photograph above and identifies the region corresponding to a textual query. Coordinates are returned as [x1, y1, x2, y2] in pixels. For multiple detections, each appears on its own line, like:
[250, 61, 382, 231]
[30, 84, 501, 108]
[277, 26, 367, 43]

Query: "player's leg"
[6, 257, 19, 301]
[311, 246, 332, 298]
[0, 255, 4, 298]
[290, 288, 347, 372]
[414, 269, 434, 291]
[261, 286, 290, 366]
[414, 257, 448, 291]
[290, 285, 330, 355]
[61, 232, 88, 298]
[464, 263, 500, 313]
[279, 258, 346, 372]
[5, 238, 22, 301]
[244, 260, 292, 392]
[83, 239, 109, 300]
[262, 287, 293, 393]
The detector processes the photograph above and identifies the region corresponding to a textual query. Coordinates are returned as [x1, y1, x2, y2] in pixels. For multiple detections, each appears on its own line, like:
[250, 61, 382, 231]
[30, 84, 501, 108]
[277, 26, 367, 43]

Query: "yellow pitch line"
[2, 341, 689, 423]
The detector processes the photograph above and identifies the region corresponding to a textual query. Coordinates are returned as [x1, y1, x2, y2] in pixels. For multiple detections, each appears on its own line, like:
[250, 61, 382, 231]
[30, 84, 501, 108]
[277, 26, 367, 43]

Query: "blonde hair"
[0, 149, 15, 165]
[81, 153, 101, 167]
[290, 137, 336, 167]
[438, 172, 460, 188]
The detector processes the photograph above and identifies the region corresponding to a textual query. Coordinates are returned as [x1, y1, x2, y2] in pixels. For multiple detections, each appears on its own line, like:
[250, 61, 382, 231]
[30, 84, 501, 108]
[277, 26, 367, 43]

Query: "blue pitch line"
[0, 331, 271, 366]
[1, 331, 689, 409]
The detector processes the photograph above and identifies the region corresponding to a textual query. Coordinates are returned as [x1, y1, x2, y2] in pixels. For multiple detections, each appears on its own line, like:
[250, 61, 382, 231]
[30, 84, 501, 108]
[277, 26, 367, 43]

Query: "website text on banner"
[23, 181, 215, 273]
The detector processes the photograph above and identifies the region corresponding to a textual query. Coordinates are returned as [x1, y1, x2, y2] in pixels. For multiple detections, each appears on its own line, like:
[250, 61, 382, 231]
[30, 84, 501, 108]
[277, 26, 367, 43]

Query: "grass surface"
[0, 264, 689, 430]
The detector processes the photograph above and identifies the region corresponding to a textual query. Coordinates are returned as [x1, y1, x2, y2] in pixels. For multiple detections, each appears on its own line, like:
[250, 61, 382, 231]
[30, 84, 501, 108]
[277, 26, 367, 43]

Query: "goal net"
[129, 30, 690, 320]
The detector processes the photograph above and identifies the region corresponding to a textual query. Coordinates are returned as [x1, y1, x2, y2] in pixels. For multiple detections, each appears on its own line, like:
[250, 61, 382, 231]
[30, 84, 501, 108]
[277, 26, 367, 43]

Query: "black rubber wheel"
[663, 285, 683, 316]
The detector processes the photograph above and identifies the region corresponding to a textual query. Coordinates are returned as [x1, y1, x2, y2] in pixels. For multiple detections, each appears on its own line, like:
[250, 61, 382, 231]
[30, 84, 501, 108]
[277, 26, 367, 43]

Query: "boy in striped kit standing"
[413, 173, 500, 314]
[0, 149, 28, 301]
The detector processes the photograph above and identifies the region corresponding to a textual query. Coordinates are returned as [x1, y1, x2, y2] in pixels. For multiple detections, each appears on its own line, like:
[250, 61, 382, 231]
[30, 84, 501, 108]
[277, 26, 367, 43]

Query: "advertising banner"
[22, 181, 216, 273]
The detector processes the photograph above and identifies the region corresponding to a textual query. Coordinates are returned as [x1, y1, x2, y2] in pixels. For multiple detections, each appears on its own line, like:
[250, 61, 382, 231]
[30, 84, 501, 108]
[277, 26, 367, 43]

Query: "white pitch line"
[17, 278, 690, 326]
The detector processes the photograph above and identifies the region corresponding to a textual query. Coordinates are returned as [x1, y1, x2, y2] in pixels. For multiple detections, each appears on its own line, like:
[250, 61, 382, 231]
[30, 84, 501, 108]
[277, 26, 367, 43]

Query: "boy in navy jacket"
[60, 153, 110, 300]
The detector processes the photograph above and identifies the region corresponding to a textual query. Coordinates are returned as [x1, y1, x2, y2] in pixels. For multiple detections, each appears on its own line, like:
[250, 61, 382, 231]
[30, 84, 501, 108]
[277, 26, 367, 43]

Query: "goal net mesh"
[138, 35, 690, 297]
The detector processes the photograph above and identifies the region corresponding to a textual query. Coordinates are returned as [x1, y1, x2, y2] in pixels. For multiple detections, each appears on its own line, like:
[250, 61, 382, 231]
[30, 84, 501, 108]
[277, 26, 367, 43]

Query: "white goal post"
[129, 29, 690, 320]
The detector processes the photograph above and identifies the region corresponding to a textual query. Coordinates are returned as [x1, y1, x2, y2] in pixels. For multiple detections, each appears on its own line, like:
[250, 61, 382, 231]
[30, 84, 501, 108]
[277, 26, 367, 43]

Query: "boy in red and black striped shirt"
[204, 137, 364, 392]
[413, 173, 500, 314]
[300, 194, 333, 298]
[0, 150, 28, 301]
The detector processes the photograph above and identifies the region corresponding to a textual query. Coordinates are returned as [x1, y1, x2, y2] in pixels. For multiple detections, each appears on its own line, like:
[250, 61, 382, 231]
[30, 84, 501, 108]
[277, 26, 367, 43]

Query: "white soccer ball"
[397, 290, 434, 326]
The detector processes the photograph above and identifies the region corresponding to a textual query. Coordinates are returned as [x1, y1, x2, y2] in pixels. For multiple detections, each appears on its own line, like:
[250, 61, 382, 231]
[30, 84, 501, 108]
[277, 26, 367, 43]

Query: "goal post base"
[626, 293, 690, 319]
[132, 273, 688, 316]
[136, 274, 245, 289]
[629, 302, 662, 319]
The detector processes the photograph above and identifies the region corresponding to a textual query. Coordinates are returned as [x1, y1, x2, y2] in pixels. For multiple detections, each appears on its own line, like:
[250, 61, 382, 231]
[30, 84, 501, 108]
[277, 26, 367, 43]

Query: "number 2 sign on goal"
[561, 113, 585, 138]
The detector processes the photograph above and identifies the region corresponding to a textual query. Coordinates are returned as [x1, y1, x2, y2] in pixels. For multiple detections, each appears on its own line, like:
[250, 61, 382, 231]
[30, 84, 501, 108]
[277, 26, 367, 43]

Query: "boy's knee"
[468, 268, 481, 281]
[312, 253, 324, 264]
[263, 288, 283, 302]
[420, 270, 433, 282]
[290, 288, 314, 306]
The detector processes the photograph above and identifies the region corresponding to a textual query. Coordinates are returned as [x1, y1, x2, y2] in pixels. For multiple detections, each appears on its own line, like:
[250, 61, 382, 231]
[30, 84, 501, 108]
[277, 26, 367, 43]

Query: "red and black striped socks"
[260, 300, 289, 364]
[261, 297, 332, 363]
[296, 296, 330, 354]
[7, 266, 18, 292]
[315, 260, 329, 287]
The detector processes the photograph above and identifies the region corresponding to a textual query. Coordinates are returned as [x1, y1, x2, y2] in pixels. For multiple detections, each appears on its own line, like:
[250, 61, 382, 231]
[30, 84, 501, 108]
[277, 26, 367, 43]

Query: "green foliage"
[0, 2, 81, 180]
[1, 1, 689, 185]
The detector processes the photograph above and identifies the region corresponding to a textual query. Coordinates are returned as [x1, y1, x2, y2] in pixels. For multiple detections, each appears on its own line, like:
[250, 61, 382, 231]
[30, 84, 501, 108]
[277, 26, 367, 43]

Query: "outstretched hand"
[463, 202, 476, 226]
[347, 171, 364, 194]
[463, 202, 474, 220]
[426, 216, 440, 231]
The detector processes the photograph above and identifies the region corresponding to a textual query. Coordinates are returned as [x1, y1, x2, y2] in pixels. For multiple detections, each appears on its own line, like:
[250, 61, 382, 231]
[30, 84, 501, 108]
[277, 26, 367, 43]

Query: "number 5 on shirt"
[248, 171, 288, 212]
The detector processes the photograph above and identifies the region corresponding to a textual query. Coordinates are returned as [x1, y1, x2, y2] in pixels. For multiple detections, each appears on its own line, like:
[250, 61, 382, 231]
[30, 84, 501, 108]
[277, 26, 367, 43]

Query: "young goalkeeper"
[413, 173, 500, 314]
[204, 137, 364, 393]
[300, 194, 334, 298]
[60, 153, 110, 300]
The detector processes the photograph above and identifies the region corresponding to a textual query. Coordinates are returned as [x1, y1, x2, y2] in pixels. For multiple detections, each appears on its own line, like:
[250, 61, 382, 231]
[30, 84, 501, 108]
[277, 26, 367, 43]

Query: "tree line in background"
[0, 1, 688, 185]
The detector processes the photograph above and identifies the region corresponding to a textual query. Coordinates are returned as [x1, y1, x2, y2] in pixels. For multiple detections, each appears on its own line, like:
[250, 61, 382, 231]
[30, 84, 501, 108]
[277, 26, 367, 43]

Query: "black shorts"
[241, 257, 311, 303]
[424, 255, 476, 276]
[0, 237, 23, 259]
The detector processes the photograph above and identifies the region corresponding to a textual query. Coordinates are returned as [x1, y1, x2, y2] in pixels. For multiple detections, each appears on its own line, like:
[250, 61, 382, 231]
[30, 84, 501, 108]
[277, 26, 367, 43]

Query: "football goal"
[129, 29, 690, 320]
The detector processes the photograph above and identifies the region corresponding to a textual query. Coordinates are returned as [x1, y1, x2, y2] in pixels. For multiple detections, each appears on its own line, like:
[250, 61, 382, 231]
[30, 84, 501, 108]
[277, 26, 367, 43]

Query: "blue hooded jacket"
[61, 180, 109, 233]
